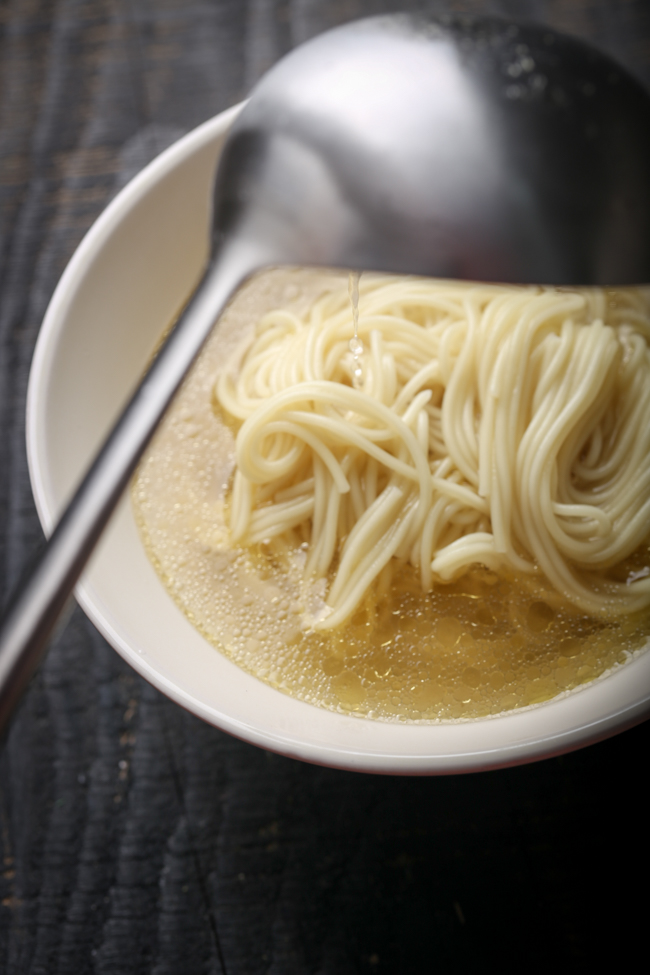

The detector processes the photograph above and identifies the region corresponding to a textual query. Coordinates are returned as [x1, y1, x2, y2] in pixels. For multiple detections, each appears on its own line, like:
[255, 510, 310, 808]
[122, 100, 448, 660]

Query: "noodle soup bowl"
[27, 106, 650, 774]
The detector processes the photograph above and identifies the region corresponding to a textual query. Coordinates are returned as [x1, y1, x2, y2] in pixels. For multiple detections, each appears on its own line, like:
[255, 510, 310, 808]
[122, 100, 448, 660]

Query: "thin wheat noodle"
[215, 277, 650, 626]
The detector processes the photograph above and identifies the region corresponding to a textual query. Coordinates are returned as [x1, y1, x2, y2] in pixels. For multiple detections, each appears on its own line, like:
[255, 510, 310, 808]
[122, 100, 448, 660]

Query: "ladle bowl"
[215, 14, 650, 284]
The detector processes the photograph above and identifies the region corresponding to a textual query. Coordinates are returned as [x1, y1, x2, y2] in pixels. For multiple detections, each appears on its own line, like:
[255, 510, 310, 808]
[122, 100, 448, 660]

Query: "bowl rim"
[26, 105, 650, 775]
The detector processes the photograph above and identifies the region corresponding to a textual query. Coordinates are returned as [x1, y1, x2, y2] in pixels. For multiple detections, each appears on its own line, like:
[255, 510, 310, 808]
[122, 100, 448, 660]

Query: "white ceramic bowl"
[26, 106, 650, 774]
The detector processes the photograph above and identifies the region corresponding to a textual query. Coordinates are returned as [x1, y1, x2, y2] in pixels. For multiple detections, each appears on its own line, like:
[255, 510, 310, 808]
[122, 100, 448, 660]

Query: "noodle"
[215, 277, 650, 628]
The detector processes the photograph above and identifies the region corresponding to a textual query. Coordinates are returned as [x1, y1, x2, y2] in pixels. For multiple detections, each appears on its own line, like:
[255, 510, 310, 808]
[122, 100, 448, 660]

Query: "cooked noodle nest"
[215, 276, 650, 628]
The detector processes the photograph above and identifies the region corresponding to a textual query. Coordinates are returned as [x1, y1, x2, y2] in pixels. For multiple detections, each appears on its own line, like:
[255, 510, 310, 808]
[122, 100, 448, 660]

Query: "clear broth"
[132, 270, 650, 721]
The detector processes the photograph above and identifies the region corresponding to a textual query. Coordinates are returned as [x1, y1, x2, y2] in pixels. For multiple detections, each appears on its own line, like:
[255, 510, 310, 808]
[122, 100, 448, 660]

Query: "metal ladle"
[1, 14, 650, 728]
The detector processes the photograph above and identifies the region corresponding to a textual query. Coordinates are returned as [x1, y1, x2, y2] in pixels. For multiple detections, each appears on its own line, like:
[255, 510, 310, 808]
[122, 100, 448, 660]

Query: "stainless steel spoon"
[1, 13, 650, 729]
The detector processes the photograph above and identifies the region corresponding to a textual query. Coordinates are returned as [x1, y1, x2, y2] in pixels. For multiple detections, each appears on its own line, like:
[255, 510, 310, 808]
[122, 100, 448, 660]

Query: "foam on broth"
[131, 269, 650, 721]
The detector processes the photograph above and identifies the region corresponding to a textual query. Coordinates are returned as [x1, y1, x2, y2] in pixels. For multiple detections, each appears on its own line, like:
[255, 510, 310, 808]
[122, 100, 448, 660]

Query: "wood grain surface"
[1, 2, 649, 972]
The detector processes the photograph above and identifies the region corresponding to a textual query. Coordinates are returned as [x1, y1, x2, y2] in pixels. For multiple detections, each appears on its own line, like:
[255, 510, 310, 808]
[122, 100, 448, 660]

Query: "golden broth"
[132, 270, 650, 721]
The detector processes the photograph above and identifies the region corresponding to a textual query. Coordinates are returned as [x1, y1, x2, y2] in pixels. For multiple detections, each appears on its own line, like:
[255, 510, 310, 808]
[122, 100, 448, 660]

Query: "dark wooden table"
[1, 2, 649, 972]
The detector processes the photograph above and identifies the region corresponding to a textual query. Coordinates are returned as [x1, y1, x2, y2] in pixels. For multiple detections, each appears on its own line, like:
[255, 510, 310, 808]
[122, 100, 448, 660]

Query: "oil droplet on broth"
[131, 268, 650, 723]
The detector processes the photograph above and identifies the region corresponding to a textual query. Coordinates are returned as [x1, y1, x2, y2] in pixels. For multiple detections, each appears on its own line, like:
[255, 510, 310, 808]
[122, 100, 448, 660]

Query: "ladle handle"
[0, 249, 250, 732]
